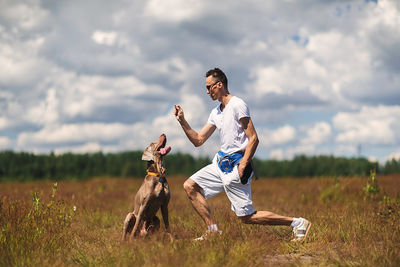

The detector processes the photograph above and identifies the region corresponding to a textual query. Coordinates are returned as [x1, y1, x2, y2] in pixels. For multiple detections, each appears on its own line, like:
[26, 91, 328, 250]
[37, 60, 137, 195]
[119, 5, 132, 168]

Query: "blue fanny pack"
[216, 151, 244, 173]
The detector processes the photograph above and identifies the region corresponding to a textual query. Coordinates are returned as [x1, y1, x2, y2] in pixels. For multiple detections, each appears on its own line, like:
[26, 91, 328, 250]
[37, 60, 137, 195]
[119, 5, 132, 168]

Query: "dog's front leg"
[160, 203, 170, 232]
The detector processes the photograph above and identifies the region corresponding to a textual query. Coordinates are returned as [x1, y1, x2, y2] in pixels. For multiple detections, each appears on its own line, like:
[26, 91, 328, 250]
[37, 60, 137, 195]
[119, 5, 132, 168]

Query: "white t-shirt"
[207, 96, 250, 154]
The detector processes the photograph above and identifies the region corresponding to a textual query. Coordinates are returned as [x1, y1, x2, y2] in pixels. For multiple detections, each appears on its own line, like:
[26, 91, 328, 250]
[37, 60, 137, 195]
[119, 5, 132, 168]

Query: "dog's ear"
[142, 145, 154, 161]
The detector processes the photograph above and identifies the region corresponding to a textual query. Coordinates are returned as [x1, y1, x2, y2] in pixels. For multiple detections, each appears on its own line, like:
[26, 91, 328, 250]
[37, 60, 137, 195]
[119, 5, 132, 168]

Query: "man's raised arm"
[174, 105, 216, 147]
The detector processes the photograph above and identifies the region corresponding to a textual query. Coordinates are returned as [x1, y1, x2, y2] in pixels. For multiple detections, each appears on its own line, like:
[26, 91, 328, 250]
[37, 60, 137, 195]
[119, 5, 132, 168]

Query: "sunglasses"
[206, 80, 220, 91]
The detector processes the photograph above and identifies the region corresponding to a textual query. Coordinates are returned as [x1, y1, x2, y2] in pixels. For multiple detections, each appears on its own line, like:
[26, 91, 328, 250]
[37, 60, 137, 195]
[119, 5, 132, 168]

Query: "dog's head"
[142, 134, 171, 174]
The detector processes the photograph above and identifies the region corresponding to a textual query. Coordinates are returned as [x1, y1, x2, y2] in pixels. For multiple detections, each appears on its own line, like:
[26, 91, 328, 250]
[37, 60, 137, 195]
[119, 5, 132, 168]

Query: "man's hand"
[238, 162, 246, 178]
[174, 105, 184, 122]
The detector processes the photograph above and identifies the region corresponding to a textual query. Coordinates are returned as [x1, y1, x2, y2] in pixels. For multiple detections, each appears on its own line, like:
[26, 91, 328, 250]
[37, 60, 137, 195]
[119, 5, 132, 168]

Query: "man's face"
[205, 76, 221, 101]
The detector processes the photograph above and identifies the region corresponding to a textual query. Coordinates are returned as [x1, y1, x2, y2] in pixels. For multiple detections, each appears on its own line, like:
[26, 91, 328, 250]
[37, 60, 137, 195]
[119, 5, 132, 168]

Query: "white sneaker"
[194, 229, 222, 241]
[292, 218, 311, 242]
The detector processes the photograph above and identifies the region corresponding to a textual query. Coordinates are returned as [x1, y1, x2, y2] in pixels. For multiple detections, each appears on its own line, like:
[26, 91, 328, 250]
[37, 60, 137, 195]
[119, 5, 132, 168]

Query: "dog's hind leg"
[129, 204, 147, 241]
[122, 212, 136, 241]
[146, 215, 160, 234]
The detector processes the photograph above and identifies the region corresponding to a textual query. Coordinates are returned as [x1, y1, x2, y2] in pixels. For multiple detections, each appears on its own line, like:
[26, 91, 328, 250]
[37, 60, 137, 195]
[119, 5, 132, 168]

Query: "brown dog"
[121, 134, 171, 241]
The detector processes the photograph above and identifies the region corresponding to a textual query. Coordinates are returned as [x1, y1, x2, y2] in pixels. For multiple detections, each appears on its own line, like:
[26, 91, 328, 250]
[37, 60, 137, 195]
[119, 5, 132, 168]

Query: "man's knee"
[183, 179, 198, 196]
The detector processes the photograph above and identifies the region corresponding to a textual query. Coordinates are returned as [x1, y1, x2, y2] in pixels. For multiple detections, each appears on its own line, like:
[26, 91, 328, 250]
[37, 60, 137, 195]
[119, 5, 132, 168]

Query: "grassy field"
[1, 174, 399, 266]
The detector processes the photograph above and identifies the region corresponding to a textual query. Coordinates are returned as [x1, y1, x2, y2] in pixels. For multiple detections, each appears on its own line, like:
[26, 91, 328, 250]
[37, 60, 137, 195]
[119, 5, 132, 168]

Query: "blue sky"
[0, 0, 399, 163]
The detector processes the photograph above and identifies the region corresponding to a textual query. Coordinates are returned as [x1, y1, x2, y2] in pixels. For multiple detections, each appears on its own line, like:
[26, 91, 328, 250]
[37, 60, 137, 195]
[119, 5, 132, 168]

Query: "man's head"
[205, 68, 228, 89]
[205, 68, 229, 101]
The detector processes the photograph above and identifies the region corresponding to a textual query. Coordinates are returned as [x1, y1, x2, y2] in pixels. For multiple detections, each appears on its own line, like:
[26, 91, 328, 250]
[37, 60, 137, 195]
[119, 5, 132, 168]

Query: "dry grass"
[1, 174, 399, 266]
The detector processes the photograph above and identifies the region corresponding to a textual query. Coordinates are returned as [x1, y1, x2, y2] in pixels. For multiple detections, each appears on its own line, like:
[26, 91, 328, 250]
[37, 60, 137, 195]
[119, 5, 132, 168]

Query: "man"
[174, 68, 310, 241]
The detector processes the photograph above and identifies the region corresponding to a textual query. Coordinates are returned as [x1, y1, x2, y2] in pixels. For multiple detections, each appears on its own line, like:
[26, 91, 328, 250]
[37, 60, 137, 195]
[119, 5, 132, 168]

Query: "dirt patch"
[265, 254, 315, 265]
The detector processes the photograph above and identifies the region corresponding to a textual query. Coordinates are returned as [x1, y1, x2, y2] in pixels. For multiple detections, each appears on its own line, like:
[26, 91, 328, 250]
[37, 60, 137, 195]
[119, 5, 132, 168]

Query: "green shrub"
[363, 168, 379, 199]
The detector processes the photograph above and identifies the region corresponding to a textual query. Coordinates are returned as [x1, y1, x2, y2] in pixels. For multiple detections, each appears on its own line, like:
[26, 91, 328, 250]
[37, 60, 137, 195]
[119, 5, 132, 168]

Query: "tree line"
[0, 150, 398, 182]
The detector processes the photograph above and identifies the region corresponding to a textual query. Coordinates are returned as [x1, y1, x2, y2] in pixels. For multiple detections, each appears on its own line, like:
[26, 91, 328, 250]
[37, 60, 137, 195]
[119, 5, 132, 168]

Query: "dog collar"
[147, 171, 166, 183]
[147, 171, 160, 177]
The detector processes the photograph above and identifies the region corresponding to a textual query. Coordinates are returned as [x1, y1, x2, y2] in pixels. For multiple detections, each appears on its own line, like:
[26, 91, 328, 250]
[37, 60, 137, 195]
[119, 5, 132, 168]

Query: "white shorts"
[189, 154, 255, 217]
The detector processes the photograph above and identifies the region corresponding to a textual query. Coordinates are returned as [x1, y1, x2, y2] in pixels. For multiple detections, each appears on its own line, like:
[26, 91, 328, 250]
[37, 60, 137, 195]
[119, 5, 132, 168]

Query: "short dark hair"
[205, 68, 228, 88]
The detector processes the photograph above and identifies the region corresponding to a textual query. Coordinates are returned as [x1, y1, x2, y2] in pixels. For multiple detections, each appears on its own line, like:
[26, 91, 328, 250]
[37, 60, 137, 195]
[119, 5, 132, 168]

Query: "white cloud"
[0, 0, 50, 31]
[0, 92, 23, 130]
[37, 70, 169, 120]
[249, 66, 287, 95]
[303, 58, 328, 78]
[0, 117, 11, 131]
[177, 94, 209, 127]
[248, 30, 364, 107]
[363, 0, 400, 31]
[259, 125, 297, 147]
[25, 89, 59, 126]
[92, 31, 118, 46]
[301, 122, 332, 145]
[16, 123, 135, 147]
[91, 31, 130, 48]
[0, 136, 12, 149]
[269, 143, 317, 160]
[145, 57, 201, 84]
[144, 0, 204, 22]
[334, 105, 400, 145]
[269, 149, 283, 160]
[247, 1, 399, 112]
[0, 37, 48, 88]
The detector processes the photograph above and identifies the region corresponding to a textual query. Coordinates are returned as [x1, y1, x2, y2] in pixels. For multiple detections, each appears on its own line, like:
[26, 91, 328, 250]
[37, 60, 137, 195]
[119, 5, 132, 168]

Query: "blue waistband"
[216, 151, 244, 173]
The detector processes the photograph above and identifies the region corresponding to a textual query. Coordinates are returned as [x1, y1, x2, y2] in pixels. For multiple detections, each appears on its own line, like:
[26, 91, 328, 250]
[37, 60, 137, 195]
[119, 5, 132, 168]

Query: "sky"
[0, 0, 399, 163]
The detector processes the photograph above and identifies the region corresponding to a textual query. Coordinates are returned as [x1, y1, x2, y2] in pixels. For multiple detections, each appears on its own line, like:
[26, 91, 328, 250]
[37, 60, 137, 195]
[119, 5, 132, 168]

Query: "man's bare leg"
[240, 211, 311, 241]
[183, 178, 216, 226]
[239, 210, 293, 225]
